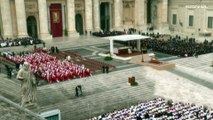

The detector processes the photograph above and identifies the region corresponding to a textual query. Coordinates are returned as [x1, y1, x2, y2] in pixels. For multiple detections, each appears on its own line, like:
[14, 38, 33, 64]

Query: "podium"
[128, 76, 135, 84]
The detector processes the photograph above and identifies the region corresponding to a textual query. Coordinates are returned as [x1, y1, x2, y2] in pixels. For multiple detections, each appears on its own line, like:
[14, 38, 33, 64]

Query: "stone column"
[0, 0, 13, 38]
[137, 40, 141, 51]
[114, 0, 122, 31]
[38, 0, 52, 40]
[93, 0, 100, 31]
[159, 0, 169, 31]
[67, 0, 79, 37]
[85, 0, 93, 35]
[109, 3, 113, 31]
[110, 39, 114, 55]
[135, 0, 145, 30]
[161, 0, 168, 23]
[15, 0, 28, 37]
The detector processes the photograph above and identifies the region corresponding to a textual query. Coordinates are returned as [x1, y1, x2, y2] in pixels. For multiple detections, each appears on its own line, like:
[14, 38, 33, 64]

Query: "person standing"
[75, 86, 79, 97]
[105, 65, 109, 74]
[102, 65, 106, 73]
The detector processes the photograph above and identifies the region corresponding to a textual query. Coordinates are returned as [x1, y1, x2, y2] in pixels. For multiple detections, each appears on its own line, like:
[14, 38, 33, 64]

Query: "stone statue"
[16, 62, 37, 107]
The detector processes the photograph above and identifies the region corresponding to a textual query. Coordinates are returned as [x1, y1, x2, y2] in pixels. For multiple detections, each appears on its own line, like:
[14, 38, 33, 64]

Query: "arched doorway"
[27, 16, 38, 38]
[75, 14, 84, 35]
[100, 2, 111, 32]
[147, 0, 152, 24]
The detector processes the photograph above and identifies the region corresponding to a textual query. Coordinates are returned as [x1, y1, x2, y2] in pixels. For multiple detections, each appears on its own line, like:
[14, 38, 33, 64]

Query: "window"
[208, 17, 213, 28]
[172, 14, 177, 25]
[189, 15, 194, 27]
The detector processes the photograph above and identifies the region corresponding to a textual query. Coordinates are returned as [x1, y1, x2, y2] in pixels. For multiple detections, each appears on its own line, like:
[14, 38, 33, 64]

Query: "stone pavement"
[0, 36, 213, 120]
[0, 36, 109, 52]
[168, 53, 213, 85]
[169, 53, 213, 74]
[1, 64, 213, 119]
[0, 96, 45, 120]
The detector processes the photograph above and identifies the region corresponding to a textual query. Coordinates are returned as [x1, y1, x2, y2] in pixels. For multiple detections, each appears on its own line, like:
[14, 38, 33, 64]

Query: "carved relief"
[150, 0, 158, 28]
[25, 2, 37, 12]
[52, 11, 60, 23]
[75, 0, 84, 11]
[151, 0, 158, 19]
[123, 0, 135, 25]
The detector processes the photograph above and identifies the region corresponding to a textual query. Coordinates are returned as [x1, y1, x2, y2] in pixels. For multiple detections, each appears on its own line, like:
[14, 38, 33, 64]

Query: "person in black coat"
[105, 65, 109, 73]
[144, 112, 150, 119]
[55, 46, 59, 53]
[7, 68, 12, 79]
[75, 86, 79, 97]
[43, 42, 46, 48]
[102, 66, 106, 73]
[51, 46, 55, 53]
[75, 85, 83, 97]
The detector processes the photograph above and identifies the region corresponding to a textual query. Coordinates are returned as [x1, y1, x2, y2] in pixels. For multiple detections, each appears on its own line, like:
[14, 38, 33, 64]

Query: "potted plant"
[104, 56, 113, 61]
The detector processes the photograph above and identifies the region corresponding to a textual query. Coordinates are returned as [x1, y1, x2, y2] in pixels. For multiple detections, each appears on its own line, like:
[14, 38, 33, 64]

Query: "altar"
[104, 34, 150, 55]
[113, 47, 131, 55]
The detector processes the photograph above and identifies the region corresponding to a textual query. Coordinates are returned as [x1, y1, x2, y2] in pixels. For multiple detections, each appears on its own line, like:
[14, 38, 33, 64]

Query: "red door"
[50, 4, 63, 37]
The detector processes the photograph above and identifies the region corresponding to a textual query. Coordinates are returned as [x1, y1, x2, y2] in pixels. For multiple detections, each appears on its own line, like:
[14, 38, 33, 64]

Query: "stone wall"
[168, 0, 213, 36]
[0, 96, 45, 120]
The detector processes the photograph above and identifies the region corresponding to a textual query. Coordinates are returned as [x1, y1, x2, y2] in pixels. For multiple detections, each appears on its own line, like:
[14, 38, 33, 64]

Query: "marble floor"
[0, 35, 213, 120]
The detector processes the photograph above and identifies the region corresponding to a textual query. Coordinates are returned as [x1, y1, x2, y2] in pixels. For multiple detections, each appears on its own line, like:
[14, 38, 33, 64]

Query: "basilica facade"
[0, 0, 212, 39]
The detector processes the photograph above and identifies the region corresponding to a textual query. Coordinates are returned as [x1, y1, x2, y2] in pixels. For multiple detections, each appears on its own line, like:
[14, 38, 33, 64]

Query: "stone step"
[35, 79, 154, 104]
[36, 82, 154, 105]
[61, 93, 155, 120]
[32, 79, 155, 119]
[35, 84, 154, 108]
[35, 90, 155, 120]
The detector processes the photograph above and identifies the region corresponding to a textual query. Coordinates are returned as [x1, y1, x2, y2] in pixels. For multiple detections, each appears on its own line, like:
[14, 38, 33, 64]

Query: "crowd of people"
[140, 36, 213, 57]
[92, 28, 142, 37]
[92, 31, 125, 37]
[0, 37, 43, 47]
[90, 97, 213, 120]
[4, 51, 92, 83]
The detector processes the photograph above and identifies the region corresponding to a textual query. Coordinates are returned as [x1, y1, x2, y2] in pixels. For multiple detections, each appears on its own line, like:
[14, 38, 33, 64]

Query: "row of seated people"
[141, 32, 161, 38]
[4, 52, 92, 83]
[90, 97, 213, 120]
[1, 47, 49, 58]
[0, 37, 43, 47]
[140, 36, 213, 57]
[123, 28, 159, 37]
[92, 28, 149, 36]
[92, 31, 125, 37]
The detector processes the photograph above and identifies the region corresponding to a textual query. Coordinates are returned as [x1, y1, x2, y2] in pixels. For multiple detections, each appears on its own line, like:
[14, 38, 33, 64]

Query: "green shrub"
[130, 81, 138, 86]
[104, 56, 113, 61]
